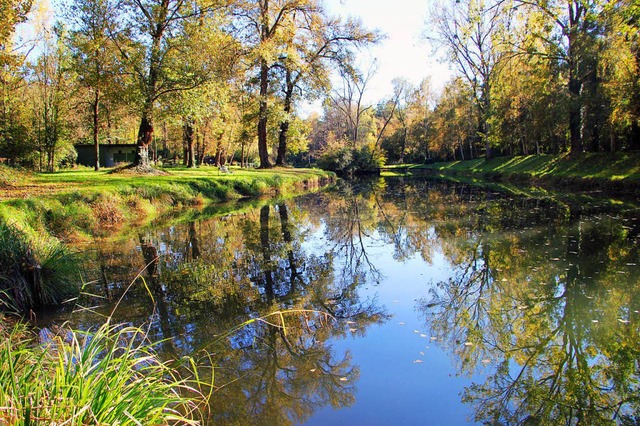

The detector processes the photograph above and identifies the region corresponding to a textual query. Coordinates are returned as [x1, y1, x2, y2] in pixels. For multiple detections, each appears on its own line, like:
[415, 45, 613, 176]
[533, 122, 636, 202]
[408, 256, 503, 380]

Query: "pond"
[44, 177, 640, 425]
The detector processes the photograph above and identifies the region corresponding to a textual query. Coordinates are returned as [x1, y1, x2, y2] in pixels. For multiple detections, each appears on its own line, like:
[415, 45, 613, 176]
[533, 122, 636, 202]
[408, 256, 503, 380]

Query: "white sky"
[323, 0, 452, 104]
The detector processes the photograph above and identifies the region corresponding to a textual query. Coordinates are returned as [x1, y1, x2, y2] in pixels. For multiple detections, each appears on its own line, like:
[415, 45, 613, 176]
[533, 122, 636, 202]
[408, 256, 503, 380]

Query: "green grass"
[0, 165, 334, 243]
[0, 316, 206, 425]
[382, 153, 640, 188]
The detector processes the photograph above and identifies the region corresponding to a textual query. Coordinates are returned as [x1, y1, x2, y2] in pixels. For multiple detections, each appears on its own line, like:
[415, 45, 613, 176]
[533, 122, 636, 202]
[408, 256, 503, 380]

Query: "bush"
[318, 143, 385, 175]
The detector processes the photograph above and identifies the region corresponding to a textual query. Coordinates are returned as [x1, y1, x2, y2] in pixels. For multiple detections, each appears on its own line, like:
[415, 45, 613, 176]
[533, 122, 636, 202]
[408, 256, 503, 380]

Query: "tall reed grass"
[0, 316, 206, 425]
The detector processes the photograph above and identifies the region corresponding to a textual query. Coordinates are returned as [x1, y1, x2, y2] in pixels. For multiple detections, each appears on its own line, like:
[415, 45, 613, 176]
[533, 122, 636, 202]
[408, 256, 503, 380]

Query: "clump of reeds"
[0, 316, 205, 425]
[0, 222, 81, 312]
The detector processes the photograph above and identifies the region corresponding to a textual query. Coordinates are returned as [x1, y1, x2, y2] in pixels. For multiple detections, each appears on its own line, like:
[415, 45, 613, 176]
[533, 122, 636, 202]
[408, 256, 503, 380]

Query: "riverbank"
[381, 153, 640, 192]
[0, 165, 335, 245]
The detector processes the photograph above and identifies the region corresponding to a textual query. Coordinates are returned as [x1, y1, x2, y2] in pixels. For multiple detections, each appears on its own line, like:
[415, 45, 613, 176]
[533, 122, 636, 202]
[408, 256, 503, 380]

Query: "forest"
[0, 0, 638, 173]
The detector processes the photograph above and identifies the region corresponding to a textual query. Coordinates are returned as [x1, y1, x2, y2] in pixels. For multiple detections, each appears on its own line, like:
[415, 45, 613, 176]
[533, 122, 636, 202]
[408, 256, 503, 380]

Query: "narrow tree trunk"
[134, 112, 153, 167]
[400, 127, 407, 164]
[93, 89, 100, 171]
[567, 28, 583, 156]
[241, 139, 246, 168]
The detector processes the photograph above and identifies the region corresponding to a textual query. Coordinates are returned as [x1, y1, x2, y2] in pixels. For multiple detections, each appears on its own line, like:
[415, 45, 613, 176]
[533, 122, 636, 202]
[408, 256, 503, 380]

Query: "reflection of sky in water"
[305, 224, 484, 425]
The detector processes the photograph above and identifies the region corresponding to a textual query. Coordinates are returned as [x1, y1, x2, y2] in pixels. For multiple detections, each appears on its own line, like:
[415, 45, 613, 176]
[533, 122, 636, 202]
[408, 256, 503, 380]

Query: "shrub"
[318, 142, 385, 175]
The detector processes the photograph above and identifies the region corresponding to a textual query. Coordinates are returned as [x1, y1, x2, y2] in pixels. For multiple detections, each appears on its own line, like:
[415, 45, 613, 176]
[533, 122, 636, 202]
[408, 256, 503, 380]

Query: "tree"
[430, 0, 508, 159]
[329, 64, 376, 147]
[273, 14, 379, 165]
[510, 0, 606, 155]
[232, 0, 320, 168]
[30, 23, 74, 172]
[0, 0, 33, 164]
[0, 0, 32, 67]
[109, 0, 227, 169]
[66, 0, 122, 170]
[602, 0, 640, 151]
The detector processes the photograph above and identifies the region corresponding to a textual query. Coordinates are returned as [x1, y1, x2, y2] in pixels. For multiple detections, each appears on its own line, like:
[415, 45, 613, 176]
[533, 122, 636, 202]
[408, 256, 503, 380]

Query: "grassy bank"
[0, 165, 334, 311]
[381, 153, 640, 191]
[0, 165, 334, 243]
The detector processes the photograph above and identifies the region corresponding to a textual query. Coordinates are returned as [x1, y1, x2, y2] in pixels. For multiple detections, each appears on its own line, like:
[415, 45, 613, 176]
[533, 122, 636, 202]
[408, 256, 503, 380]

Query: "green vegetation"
[0, 165, 334, 311]
[0, 306, 334, 425]
[0, 165, 334, 240]
[0, 317, 205, 425]
[382, 153, 640, 190]
[0, 223, 80, 312]
[317, 143, 385, 175]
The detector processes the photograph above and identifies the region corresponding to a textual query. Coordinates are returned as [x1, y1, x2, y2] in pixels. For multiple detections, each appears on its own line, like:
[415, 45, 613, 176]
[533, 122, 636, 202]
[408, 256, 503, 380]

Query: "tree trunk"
[276, 69, 293, 166]
[134, 113, 153, 167]
[183, 118, 195, 168]
[258, 59, 271, 168]
[400, 127, 407, 164]
[241, 139, 246, 168]
[92, 89, 100, 171]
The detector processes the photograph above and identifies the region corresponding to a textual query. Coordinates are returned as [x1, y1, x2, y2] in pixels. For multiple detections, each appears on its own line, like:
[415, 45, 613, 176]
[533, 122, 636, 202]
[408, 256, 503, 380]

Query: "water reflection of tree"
[418, 202, 640, 424]
[85, 199, 388, 425]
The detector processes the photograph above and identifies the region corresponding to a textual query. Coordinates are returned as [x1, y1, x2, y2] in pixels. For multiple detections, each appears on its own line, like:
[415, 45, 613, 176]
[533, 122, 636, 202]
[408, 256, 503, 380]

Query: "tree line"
[0, 0, 638, 173]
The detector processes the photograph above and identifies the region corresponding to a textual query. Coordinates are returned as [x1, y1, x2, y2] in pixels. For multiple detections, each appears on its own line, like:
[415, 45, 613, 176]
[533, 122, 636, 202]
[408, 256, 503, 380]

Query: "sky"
[322, 0, 452, 105]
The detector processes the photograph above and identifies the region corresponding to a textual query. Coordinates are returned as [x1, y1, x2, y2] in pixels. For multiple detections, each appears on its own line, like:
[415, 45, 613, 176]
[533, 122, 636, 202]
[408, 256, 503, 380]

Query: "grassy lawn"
[0, 165, 335, 246]
[382, 153, 640, 184]
[1, 165, 333, 200]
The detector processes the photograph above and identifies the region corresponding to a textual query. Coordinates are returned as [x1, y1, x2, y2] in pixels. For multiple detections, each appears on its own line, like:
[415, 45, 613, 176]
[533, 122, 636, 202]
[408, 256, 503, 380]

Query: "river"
[43, 177, 640, 425]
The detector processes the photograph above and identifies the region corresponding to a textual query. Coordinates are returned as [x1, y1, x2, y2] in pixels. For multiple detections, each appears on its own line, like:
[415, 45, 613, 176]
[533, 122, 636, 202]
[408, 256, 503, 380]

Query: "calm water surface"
[50, 178, 640, 425]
